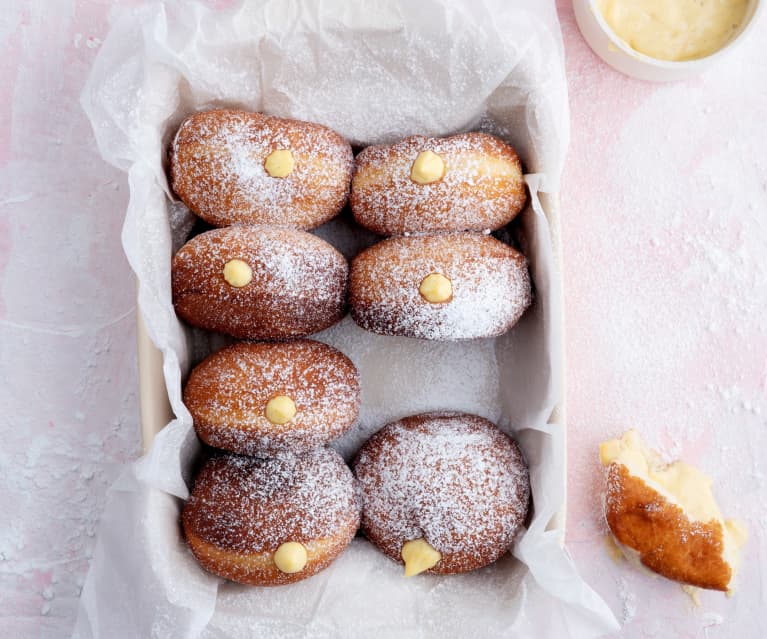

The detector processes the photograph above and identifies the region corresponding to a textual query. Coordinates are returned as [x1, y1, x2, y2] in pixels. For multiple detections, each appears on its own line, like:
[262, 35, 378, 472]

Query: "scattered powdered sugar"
[563, 52, 767, 613]
[354, 412, 529, 571]
[617, 577, 638, 624]
[172, 225, 348, 339]
[183, 340, 360, 456]
[701, 612, 724, 628]
[170, 110, 353, 229]
[351, 133, 525, 235]
[349, 233, 532, 340]
[184, 448, 360, 553]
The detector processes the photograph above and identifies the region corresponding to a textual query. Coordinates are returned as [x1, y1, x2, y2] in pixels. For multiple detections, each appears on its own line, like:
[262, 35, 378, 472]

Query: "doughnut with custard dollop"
[349, 233, 531, 340]
[353, 412, 530, 575]
[182, 448, 360, 586]
[183, 340, 360, 457]
[351, 133, 526, 235]
[172, 225, 348, 340]
[171, 109, 353, 229]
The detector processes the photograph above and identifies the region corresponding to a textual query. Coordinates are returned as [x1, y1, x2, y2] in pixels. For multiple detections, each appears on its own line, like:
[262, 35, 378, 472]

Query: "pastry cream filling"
[419, 273, 452, 304]
[223, 259, 253, 288]
[265, 395, 297, 425]
[597, 0, 749, 61]
[401, 538, 441, 577]
[264, 149, 295, 178]
[410, 151, 445, 184]
[273, 541, 308, 574]
[600, 430, 747, 588]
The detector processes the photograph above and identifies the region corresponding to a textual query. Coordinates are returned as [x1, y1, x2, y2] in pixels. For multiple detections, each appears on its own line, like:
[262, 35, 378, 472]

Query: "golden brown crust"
[183, 340, 361, 456]
[182, 450, 360, 586]
[172, 225, 348, 339]
[353, 412, 530, 575]
[351, 133, 526, 235]
[171, 109, 354, 229]
[185, 531, 349, 586]
[349, 233, 531, 340]
[605, 463, 731, 591]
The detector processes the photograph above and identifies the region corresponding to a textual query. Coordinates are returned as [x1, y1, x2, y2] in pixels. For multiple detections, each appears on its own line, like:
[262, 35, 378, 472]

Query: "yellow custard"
[597, 0, 750, 61]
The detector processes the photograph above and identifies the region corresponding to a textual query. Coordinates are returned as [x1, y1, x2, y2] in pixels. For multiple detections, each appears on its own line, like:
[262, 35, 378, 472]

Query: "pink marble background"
[1, 1, 765, 637]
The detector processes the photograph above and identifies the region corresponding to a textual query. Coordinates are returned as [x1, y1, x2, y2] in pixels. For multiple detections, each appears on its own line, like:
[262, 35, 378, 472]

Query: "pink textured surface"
[558, 0, 767, 635]
[1, 1, 765, 637]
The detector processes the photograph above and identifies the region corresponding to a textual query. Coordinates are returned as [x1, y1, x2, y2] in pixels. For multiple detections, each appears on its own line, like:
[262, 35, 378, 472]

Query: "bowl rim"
[585, 0, 765, 69]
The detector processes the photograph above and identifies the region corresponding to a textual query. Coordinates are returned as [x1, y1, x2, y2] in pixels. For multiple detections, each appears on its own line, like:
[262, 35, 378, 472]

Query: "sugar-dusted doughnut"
[349, 233, 531, 340]
[170, 109, 353, 229]
[172, 225, 348, 340]
[353, 412, 530, 576]
[183, 340, 361, 456]
[182, 449, 360, 586]
[350, 133, 526, 235]
[600, 430, 747, 592]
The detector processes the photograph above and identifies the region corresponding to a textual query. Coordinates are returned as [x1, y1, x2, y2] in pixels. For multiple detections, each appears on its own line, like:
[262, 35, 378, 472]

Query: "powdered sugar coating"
[171, 109, 354, 229]
[182, 449, 360, 585]
[172, 225, 348, 339]
[353, 412, 529, 574]
[349, 233, 532, 340]
[351, 133, 525, 235]
[183, 340, 361, 456]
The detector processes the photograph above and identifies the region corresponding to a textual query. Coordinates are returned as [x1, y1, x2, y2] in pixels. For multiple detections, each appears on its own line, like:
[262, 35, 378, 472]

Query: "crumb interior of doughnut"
[188, 449, 358, 553]
[356, 413, 529, 556]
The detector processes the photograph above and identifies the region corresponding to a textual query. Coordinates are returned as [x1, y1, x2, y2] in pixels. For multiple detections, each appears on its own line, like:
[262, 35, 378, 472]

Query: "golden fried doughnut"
[172, 225, 348, 339]
[349, 233, 531, 340]
[183, 340, 361, 456]
[182, 449, 360, 586]
[171, 109, 353, 229]
[351, 133, 526, 235]
[601, 430, 747, 592]
[353, 412, 530, 575]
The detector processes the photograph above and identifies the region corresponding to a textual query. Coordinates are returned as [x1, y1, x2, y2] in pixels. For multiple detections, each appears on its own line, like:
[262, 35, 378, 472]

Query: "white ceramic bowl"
[573, 0, 764, 82]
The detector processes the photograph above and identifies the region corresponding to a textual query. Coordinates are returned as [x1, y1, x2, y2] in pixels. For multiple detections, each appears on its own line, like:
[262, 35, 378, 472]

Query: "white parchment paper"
[74, 1, 619, 637]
